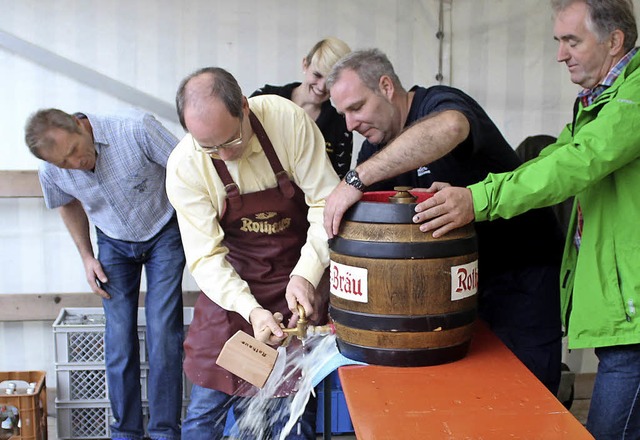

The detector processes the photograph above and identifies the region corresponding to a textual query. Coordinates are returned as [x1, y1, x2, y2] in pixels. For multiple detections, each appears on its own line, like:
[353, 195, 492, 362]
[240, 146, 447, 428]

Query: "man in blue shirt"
[25, 108, 185, 440]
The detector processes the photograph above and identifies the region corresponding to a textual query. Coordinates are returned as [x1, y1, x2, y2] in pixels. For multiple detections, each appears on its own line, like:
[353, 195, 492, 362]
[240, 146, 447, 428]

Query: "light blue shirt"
[39, 109, 179, 241]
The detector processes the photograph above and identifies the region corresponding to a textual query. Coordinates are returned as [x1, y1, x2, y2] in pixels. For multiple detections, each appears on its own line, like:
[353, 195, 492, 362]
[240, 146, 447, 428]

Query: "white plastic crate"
[56, 402, 192, 440]
[56, 402, 114, 440]
[55, 366, 107, 402]
[53, 307, 193, 331]
[54, 307, 194, 439]
[55, 365, 152, 403]
[56, 402, 153, 440]
[54, 308, 194, 365]
[53, 308, 162, 365]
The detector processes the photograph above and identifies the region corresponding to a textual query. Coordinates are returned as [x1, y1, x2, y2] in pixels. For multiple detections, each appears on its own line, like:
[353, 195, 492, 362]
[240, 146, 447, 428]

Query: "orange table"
[338, 321, 593, 439]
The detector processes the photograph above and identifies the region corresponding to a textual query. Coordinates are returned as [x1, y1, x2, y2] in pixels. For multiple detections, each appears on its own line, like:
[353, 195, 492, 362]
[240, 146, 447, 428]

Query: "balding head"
[176, 67, 244, 131]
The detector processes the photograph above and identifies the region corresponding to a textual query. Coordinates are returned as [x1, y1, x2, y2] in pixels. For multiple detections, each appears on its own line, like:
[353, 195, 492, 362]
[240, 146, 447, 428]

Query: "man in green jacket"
[413, 0, 640, 438]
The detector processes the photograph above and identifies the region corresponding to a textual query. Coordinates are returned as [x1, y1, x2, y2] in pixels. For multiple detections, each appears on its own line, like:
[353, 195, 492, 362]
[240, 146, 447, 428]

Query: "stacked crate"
[53, 308, 193, 440]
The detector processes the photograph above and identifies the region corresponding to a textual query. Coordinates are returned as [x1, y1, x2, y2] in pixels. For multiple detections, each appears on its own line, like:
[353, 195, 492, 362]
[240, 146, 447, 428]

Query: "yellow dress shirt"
[166, 95, 340, 322]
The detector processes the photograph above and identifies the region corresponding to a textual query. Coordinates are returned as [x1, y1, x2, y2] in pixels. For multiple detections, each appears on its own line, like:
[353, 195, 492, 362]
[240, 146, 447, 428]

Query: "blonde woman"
[252, 37, 353, 178]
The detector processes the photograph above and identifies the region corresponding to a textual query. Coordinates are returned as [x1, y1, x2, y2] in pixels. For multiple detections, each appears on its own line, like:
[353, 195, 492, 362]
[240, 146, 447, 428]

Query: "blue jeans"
[97, 217, 185, 440]
[182, 385, 317, 440]
[587, 343, 640, 440]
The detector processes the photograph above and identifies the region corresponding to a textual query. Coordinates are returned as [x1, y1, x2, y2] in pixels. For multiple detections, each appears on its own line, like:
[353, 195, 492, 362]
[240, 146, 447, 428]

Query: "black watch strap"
[344, 169, 366, 191]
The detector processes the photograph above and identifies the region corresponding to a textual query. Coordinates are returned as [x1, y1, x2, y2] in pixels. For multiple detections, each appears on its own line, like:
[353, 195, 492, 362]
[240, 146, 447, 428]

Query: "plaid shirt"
[578, 47, 639, 107]
[39, 110, 179, 241]
[573, 47, 639, 250]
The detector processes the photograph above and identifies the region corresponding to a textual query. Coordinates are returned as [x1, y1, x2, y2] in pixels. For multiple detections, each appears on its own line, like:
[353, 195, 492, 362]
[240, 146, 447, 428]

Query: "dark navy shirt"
[358, 85, 564, 278]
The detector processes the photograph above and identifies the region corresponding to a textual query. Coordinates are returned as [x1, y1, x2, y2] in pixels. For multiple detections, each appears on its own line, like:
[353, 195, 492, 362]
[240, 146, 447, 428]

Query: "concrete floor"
[570, 372, 596, 426]
[45, 374, 594, 440]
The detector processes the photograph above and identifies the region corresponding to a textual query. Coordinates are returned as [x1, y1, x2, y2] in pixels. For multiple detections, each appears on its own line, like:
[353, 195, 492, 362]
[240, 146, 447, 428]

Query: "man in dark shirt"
[324, 49, 565, 393]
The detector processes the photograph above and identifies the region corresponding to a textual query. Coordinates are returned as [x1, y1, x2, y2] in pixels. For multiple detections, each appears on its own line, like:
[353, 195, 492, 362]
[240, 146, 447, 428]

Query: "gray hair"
[175, 67, 243, 131]
[327, 48, 404, 93]
[551, 0, 637, 52]
[24, 108, 80, 160]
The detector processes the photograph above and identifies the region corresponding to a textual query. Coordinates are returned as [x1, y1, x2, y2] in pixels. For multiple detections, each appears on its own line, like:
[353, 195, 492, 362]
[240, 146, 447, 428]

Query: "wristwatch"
[344, 169, 367, 191]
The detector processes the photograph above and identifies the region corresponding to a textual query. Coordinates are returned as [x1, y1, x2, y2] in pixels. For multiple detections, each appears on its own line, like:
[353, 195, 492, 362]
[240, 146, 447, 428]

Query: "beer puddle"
[225, 333, 340, 439]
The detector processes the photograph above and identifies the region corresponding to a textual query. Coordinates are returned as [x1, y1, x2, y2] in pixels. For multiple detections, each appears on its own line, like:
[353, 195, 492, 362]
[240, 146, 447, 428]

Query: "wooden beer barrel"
[329, 190, 478, 367]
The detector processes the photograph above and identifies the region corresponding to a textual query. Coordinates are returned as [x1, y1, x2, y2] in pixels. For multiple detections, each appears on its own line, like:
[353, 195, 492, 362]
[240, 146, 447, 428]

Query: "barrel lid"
[345, 191, 433, 224]
[361, 190, 432, 203]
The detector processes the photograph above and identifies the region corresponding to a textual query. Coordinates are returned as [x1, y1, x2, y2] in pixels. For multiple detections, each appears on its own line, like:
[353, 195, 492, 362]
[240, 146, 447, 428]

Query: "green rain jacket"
[468, 50, 640, 350]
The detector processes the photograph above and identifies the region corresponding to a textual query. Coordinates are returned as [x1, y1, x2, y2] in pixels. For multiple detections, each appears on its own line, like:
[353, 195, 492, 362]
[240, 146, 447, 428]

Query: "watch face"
[345, 170, 364, 190]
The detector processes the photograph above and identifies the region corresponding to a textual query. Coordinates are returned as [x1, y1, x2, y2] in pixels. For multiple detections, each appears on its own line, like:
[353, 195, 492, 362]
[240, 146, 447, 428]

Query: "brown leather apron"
[183, 111, 311, 397]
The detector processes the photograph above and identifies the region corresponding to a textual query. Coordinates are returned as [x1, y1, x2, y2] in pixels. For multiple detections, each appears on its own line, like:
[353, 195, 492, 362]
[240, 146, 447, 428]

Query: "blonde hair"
[304, 37, 351, 75]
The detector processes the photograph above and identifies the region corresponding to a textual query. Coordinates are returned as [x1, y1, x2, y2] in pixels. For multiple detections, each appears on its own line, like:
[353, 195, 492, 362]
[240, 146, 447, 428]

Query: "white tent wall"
[451, 0, 579, 146]
[3, 0, 638, 381]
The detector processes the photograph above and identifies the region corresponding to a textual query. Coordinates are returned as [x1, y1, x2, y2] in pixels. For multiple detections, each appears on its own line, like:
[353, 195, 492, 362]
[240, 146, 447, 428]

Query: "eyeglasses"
[192, 119, 243, 157]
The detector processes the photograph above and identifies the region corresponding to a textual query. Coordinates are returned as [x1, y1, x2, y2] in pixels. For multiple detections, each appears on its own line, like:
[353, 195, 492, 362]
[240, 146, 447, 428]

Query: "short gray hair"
[327, 48, 404, 93]
[551, 0, 637, 52]
[24, 108, 80, 160]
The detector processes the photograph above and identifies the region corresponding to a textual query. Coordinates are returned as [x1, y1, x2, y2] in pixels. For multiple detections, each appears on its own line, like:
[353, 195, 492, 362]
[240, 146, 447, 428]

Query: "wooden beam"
[0, 291, 200, 321]
[0, 170, 43, 198]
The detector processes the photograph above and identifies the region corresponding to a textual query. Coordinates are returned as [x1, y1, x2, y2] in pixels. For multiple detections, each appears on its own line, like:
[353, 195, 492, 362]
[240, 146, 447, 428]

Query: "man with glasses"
[24, 108, 185, 440]
[166, 67, 339, 439]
